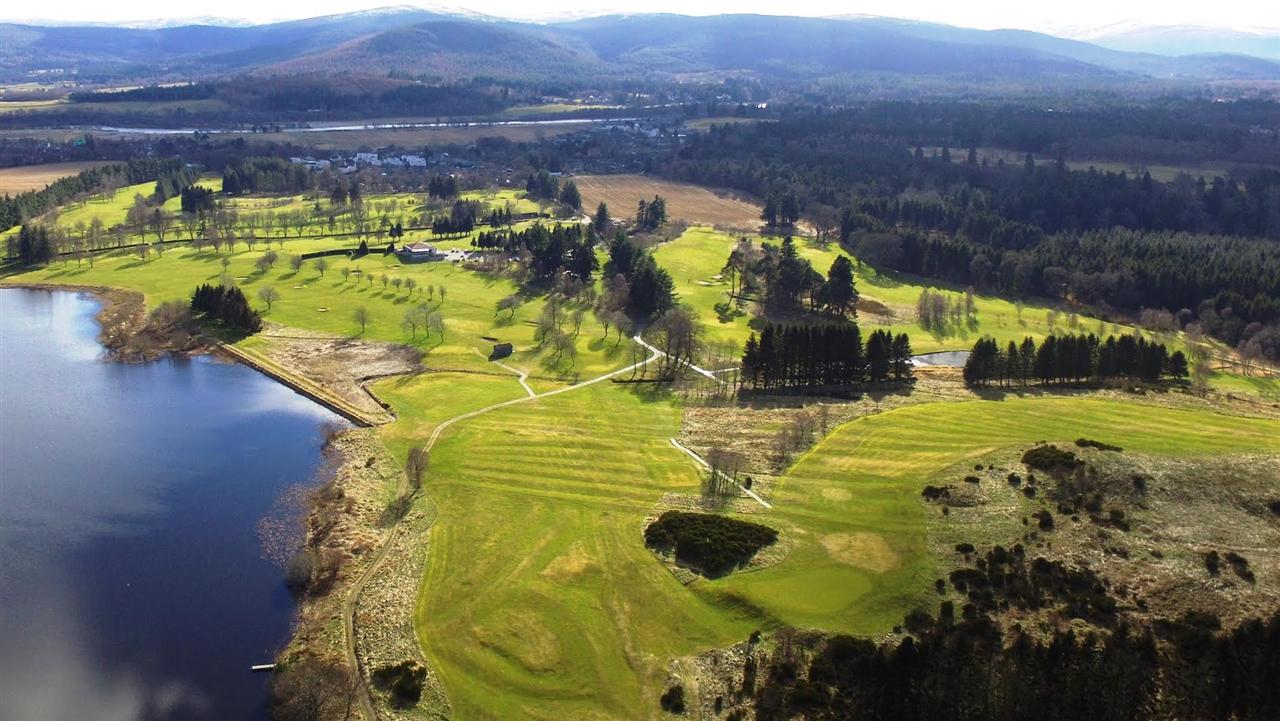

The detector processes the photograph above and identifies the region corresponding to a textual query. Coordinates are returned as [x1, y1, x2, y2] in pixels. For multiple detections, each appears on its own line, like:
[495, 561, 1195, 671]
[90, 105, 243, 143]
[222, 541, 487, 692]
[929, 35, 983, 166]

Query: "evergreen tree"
[823, 256, 859, 315]
[593, 202, 610, 234]
[559, 180, 582, 210]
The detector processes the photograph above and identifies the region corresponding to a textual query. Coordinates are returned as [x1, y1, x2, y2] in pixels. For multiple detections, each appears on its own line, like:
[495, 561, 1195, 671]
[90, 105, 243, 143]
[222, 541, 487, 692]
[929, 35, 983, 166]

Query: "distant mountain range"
[1071, 22, 1280, 61]
[1, 9, 1277, 85]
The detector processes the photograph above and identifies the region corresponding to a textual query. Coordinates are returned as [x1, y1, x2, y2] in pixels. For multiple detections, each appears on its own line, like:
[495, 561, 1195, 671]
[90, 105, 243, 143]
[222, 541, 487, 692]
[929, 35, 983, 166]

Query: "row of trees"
[10, 224, 56, 265]
[761, 189, 802, 227]
[328, 180, 362, 207]
[179, 185, 217, 215]
[962, 333, 1187, 387]
[742, 322, 913, 391]
[0, 157, 189, 230]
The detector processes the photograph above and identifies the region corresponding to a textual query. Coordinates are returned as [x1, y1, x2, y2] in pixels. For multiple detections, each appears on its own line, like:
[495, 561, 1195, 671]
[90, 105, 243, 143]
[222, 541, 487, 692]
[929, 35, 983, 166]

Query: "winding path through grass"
[342, 339, 662, 720]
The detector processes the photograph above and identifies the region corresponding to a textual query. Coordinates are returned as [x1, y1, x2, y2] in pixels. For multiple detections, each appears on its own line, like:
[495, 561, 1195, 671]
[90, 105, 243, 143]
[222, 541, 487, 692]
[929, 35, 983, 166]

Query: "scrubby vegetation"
[371, 660, 428, 707]
[1076, 438, 1123, 452]
[644, 511, 778, 578]
[947, 545, 1116, 624]
[1020, 445, 1083, 473]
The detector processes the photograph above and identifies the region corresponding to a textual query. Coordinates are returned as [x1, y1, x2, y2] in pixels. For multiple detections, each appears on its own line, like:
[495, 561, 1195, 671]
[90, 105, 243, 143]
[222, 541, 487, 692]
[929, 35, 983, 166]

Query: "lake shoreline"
[4, 283, 436, 716]
[2, 281, 218, 360]
[0, 286, 350, 721]
[3, 281, 387, 426]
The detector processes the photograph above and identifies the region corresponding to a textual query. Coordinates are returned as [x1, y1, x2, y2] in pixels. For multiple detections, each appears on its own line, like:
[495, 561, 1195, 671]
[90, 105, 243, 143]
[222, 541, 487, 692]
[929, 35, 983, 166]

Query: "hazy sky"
[7, 1, 1277, 34]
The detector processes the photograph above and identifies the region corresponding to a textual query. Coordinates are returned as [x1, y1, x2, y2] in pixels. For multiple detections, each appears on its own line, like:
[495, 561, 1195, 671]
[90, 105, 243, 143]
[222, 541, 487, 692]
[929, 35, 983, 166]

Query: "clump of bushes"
[904, 609, 934, 634]
[921, 484, 952, 501]
[659, 684, 686, 713]
[1021, 445, 1083, 473]
[190, 283, 262, 334]
[1205, 550, 1221, 575]
[371, 660, 427, 707]
[644, 511, 777, 578]
[283, 548, 342, 597]
[1033, 509, 1055, 531]
[1075, 438, 1124, 452]
[1204, 550, 1255, 584]
[1225, 552, 1256, 583]
[946, 545, 1116, 625]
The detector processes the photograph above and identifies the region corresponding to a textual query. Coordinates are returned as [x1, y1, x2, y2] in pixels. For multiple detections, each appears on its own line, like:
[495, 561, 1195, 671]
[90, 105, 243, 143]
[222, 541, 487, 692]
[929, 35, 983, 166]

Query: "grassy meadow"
[5, 236, 636, 382]
[653, 225, 1159, 356]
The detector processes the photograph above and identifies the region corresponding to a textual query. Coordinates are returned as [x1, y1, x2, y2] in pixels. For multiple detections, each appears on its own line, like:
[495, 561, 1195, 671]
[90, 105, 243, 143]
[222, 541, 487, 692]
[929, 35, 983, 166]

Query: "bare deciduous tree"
[353, 306, 370, 335]
[405, 447, 429, 491]
[269, 655, 356, 721]
[704, 447, 745, 499]
[258, 286, 280, 310]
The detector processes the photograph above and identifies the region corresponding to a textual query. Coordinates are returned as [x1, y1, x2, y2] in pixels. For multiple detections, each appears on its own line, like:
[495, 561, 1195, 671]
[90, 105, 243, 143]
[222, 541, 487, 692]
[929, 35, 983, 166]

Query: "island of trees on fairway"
[644, 511, 778, 578]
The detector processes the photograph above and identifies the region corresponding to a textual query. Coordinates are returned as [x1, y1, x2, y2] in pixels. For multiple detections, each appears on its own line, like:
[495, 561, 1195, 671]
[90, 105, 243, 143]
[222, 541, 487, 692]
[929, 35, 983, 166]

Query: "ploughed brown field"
[0, 161, 115, 194]
[574, 174, 763, 230]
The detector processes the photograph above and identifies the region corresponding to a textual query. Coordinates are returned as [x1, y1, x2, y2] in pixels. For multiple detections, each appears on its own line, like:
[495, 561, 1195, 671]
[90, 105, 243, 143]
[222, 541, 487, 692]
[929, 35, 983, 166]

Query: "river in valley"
[0, 287, 344, 721]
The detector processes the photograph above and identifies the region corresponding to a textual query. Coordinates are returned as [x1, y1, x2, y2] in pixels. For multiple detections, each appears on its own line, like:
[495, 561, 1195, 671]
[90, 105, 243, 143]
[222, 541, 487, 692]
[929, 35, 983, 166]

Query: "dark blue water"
[0, 288, 344, 721]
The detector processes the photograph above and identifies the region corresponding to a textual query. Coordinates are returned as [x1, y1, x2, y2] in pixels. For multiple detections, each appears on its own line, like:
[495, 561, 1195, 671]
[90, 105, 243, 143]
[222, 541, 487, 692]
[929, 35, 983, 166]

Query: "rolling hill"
[1, 10, 1277, 85]
[259, 20, 613, 82]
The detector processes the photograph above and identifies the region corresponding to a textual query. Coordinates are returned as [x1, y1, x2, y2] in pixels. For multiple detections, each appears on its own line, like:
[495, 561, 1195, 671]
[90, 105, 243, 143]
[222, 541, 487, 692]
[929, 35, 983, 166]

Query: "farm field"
[683, 116, 774, 131]
[232, 122, 598, 150]
[920, 145, 1242, 182]
[0, 98, 67, 114]
[0, 161, 116, 194]
[501, 103, 621, 116]
[576, 174, 764, 231]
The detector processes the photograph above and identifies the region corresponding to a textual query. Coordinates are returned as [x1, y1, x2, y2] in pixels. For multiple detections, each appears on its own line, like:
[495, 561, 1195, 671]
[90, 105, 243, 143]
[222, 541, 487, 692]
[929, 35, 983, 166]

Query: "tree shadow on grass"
[622, 380, 678, 404]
